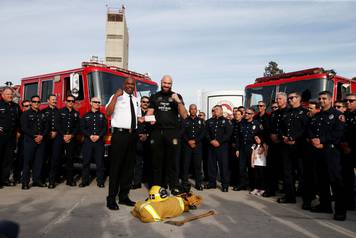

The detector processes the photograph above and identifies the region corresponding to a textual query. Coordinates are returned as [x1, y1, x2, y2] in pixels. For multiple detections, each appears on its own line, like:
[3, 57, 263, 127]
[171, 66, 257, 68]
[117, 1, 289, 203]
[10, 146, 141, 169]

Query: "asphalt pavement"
[1, 182, 356, 238]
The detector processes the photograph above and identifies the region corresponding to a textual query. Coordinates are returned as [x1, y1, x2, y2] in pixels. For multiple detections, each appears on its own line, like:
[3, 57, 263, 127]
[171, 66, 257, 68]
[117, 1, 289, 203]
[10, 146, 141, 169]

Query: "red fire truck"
[18, 61, 158, 156]
[245, 67, 356, 109]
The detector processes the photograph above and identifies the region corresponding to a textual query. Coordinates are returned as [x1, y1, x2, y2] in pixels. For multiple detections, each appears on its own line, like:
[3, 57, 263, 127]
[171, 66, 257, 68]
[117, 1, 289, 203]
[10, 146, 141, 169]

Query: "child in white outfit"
[250, 135, 268, 196]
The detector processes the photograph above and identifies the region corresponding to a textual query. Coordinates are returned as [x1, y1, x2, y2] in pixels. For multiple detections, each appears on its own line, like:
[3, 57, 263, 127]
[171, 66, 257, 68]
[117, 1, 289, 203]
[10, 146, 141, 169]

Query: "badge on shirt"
[252, 125, 256, 130]
[172, 138, 178, 145]
[329, 114, 334, 120]
[100, 114, 103, 118]
[222, 120, 225, 124]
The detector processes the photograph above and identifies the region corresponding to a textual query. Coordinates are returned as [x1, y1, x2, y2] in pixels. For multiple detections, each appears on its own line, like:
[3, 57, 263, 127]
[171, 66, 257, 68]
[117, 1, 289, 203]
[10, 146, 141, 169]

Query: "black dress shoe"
[66, 181, 77, 187]
[262, 191, 275, 197]
[97, 183, 105, 188]
[0, 184, 3, 189]
[204, 184, 217, 189]
[301, 203, 312, 210]
[79, 182, 89, 188]
[277, 197, 296, 204]
[48, 183, 56, 189]
[32, 182, 47, 187]
[107, 201, 119, 210]
[333, 213, 346, 221]
[119, 198, 136, 207]
[131, 184, 142, 189]
[195, 185, 204, 191]
[3, 181, 16, 187]
[222, 187, 229, 192]
[22, 183, 30, 190]
[310, 205, 333, 214]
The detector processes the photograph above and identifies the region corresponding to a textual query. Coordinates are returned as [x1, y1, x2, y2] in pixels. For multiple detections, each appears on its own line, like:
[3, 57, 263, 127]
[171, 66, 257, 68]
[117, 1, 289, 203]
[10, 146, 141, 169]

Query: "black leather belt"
[113, 127, 136, 134]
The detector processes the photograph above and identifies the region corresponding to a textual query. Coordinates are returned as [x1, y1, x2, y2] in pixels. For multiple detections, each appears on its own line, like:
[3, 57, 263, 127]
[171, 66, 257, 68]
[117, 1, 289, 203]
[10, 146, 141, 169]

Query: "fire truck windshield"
[245, 78, 333, 109]
[87, 71, 157, 105]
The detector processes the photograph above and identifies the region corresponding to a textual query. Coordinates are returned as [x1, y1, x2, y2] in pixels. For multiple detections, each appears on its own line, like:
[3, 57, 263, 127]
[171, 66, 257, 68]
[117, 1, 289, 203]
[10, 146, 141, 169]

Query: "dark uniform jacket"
[42, 106, 58, 132]
[206, 116, 232, 145]
[0, 100, 20, 135]
[269, 107, 287, 138]
[182, 116, 205, 144]
[236, 119, 263, 148]
[307, 107, 344, 147]
[280, 106, 309, 142]
[138, 109, 151, 135]
[149, 91, 184, 129]
[231, 119, 241, 148]
[20, 108, 49, 138]
[343, 110, 356, 150]
[55, 107, 80, 136]
[80, 110, 107, 139]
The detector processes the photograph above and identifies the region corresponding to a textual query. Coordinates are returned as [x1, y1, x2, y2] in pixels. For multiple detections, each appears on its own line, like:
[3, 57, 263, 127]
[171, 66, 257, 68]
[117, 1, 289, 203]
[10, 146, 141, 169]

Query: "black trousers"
[237, 144, 253, 188]
[315, 146, 347, 215]
[281, 143, 299, 200]
[13, 136, 24, 182]
[0, 133, 16, 184]
[265, 142, 283, 194]
[150, 128, 180, 188]
[22, 136, 45, 184]
[81, 138, 105, 184]
[229, 143, 238, 186]
[107, 130, 137, 202]
[340, 152, 355, 209]
[207, 143, 229, 187]
[49, 136, 76, 183]
[133, 139, 151, 186]
[302, 145, 318, 205]
[254, 166, 266, 190]
[182, 142, 203, 186]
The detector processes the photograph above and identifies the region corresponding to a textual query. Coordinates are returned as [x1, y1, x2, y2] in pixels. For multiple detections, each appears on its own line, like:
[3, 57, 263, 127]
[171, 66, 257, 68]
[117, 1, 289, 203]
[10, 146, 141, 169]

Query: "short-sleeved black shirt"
[149, 90, 184, 129]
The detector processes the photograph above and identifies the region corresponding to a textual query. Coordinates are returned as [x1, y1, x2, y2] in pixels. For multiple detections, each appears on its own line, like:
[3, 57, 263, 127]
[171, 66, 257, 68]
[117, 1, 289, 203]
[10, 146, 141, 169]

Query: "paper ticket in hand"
[144, 115, 156, 122]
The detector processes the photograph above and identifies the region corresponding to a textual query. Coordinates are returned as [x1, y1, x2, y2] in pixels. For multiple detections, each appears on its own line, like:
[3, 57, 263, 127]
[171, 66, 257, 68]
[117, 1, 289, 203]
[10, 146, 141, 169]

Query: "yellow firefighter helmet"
[148, 186, 168, 202]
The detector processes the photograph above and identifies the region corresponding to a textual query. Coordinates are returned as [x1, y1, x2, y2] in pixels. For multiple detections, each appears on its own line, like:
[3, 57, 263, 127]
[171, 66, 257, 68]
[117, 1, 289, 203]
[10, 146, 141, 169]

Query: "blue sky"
[1, 0, 356, 104]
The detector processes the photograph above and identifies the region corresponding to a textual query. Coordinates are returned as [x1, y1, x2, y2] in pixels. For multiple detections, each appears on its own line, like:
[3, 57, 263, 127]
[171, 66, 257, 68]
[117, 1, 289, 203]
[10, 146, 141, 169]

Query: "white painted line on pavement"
[39, 196, 86, 237]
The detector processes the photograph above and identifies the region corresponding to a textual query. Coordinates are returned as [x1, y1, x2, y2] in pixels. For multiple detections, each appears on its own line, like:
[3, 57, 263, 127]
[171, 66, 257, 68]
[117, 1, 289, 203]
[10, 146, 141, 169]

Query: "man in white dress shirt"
[105, 78, 140, 210]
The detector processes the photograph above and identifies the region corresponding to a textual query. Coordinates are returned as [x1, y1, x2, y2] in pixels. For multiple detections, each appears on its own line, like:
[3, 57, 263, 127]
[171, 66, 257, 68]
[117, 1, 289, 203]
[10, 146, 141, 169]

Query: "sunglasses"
[31, 100, 40, 103]
[346, 99, 356, 103]
[66, 100, 75, 103]
[141, 101, 149, 103]
[257, 105, 265, 107]
[92, 101, 101, 104]
[246, 112, 254, 115]
[288, 96, 298, 100]
[335, 105, 344, 109]
[23, 105, 30, 107]
[318, 97, 328, 101]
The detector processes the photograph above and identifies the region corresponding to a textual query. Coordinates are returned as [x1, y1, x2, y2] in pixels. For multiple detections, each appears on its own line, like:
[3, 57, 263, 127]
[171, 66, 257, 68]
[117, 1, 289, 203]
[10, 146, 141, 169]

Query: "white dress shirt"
[106, 91, 141, 129]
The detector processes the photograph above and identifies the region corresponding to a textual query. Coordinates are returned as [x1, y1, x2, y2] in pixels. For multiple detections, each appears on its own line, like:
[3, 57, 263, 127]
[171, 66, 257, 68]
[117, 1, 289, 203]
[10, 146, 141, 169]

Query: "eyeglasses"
[31, 100, 40, 103]
[346, 99, 356, 103]
[66, 100, 75, 103]
[257, 105, 265, 107]
[141, 101, 149, 104]
[23, 105, 30, 107]
[246, 112, 254, 115]
[288, 96, 298, 100]
[92, 101, 101, 104]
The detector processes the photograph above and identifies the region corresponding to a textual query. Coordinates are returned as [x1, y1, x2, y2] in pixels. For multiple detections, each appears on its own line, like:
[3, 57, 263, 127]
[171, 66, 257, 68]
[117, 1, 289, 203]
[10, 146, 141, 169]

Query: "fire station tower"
[105, 5, 129, 69]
